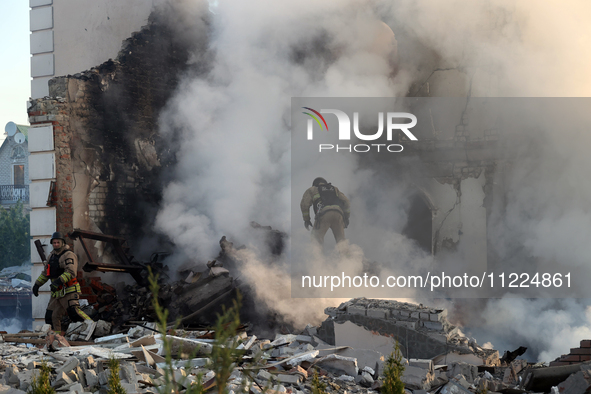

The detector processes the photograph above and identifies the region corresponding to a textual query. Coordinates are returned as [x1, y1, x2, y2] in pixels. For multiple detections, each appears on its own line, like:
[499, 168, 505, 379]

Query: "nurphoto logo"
[302, 107, 418, 153]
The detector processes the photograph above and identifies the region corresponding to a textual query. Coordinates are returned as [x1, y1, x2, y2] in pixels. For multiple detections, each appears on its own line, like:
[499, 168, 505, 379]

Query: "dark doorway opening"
[402, 194, 432, 253]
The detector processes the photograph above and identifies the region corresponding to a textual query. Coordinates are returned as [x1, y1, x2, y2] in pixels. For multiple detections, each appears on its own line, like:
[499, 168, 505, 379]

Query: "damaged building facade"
[27, 0, 506, 324]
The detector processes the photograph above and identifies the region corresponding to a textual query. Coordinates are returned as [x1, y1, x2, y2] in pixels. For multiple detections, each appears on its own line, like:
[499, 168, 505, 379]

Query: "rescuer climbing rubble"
[32, 232, 91, 334]
[300, 177, 351, 244]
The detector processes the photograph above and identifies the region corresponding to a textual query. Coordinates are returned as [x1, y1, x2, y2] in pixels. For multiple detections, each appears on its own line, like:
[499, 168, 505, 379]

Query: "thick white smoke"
[155, 0, 591, 359]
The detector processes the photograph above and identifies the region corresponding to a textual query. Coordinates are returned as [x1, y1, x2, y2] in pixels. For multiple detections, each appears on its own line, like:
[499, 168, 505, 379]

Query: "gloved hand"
[304, 220, 313, 231]
[344, 217, 350, 228]
[50, 278, 62, 292]
[32, 284, 40, 297]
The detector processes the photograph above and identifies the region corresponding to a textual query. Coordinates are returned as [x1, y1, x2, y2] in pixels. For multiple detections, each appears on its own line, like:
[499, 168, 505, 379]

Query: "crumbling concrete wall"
[318, 298, 499, 363]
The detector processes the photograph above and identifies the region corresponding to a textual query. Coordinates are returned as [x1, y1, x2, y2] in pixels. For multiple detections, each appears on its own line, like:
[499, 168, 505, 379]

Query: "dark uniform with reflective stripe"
[300, 182, 350, 244]
[35, 244, 90, 332]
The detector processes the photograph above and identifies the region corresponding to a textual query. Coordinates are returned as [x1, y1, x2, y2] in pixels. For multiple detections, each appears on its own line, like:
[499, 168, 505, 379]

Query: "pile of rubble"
[0, 265, 32, 293]
[3, 298, 591, 394]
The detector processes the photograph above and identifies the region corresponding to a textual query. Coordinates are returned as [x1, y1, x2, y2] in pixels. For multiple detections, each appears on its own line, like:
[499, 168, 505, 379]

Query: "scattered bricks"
[581, 340, 591, 348]
[347, 305, 366, 316]
[366, 308, 388, 319]
[90, 280, 104, 293]
[82, 295, 98, 304]
[79, 286, 93, 295]
[85, 370, 99, 387]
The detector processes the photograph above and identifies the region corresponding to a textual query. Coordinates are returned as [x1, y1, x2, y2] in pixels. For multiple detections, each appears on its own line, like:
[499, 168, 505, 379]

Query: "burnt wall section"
[30, 14, 209, 254]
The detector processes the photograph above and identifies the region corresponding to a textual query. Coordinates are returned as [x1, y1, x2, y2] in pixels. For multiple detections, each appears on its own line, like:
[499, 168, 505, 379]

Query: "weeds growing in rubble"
[27, 361, 55, 394]
[211, 293, 245, 394]
[107, 357, 127, 394]
[382, 341, 406, 394]
[149, 268, 248, 394]
[311, 370, 328, 394]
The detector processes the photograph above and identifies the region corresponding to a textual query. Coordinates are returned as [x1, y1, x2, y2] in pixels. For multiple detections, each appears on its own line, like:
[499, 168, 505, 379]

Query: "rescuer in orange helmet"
[300, 177, 351, 244]
[32, 232, 91, 334]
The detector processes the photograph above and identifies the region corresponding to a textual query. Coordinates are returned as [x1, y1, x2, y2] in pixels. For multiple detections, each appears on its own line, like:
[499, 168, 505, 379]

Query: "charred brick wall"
[29, 12, 210, 255]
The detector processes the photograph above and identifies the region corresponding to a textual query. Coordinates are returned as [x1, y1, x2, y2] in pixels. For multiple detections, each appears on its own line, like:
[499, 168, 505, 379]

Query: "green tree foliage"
[107, 357, 127, 394]
[0, 201, 30, 269]
[382, 341, 406, 394]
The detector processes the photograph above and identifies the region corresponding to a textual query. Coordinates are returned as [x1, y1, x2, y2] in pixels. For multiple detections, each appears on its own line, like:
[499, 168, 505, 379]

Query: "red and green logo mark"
[302, 107, 329, 131]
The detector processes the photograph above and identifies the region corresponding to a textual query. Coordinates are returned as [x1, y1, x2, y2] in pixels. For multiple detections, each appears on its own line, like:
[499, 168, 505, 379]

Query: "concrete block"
[347, 305, 366, 316]
[55, 357, 79, 375]
[84, 369, 99, 387]
[98, 371, 109, 386]
[402, 365, 434, 390]
[423, 321, 444, 331]
[52, 371, 73, 387]
[410, 312, 420, 319]
[257, 370, 272, 381]
[276, 374, 302, 384]
[395, 320, 418, 330]
[419, 312, 430, 320]
[367, 308, 388, 319]
[31, 53, 54, 77]
[409, 359, 434, 373]
[295, 335, 313, 344]
[30, 6, 53, 31]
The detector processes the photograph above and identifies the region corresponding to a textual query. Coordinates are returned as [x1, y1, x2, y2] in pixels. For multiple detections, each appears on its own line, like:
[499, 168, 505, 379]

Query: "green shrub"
[107, 357, 127, 394]
[382, 341, 406, 394]
[27, 361, 55, 394]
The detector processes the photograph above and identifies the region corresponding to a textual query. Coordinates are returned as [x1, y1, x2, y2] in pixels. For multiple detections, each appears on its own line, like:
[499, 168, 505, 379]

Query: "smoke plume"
[153, 0, 591, 361]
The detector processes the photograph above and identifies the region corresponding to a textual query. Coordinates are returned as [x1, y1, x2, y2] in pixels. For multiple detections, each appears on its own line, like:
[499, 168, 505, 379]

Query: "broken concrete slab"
[315, 354, 358, 377]
[402, 365, 434, 390]
[556, 369, 591, 394]
[446, 361, 478, 383]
